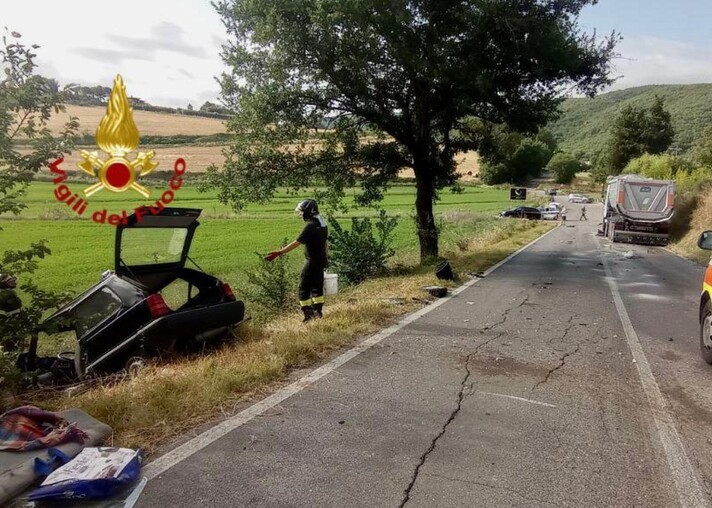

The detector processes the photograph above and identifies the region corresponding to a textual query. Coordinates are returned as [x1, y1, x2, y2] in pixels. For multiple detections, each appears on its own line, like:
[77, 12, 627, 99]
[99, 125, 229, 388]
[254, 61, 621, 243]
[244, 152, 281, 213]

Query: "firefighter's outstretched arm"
[265, 240, 300, 262]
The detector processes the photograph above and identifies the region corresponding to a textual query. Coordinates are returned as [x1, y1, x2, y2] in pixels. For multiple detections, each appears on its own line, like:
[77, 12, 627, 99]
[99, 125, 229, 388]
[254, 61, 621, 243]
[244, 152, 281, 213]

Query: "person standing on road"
[561, 207, 567, 223]
[265, 200, 329, 322]
[580, 205, 588, 221]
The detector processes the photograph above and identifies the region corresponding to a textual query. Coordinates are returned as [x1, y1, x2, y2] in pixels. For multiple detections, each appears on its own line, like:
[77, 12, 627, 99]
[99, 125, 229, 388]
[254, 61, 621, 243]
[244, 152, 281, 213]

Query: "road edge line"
[143, 224, 560, 480]
[598, 238, 710, 508]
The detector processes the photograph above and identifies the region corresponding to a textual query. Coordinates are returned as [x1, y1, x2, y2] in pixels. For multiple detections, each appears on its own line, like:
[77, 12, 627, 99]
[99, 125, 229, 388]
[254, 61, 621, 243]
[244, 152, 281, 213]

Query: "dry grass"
[24, 221, 552, 455]
[42, 144, 480, 177]
[400, 151, 480, 181]
[53, 145, 227, 173]
[46, 106, 227, 137]
[672, 188, 712, 264]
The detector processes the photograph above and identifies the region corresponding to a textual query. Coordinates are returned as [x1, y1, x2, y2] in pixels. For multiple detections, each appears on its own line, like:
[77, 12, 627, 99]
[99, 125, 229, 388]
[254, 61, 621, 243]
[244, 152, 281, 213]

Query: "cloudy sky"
[4, 0, 712, 107]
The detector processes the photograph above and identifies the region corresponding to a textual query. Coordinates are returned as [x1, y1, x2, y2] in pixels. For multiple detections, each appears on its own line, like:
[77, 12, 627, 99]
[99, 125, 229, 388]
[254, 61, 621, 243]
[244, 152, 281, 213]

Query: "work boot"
[313, 303, 323, 319]
[302, 306, 315, 323]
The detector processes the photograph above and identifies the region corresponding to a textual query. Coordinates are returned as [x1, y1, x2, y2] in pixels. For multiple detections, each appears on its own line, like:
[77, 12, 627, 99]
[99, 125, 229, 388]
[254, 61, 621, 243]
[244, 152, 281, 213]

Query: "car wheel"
[701, 300, 712, 365]
[125, 356, 147, 377]
[74, 343, 86, 380]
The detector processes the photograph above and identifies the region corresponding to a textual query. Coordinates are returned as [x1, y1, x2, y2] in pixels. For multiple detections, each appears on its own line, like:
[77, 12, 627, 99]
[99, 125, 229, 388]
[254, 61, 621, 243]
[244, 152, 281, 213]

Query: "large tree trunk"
[414, 167, 438, 261]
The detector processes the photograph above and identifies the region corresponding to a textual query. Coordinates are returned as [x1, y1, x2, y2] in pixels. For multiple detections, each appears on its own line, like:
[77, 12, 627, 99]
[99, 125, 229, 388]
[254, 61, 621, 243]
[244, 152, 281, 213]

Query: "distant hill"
[547, 84, 712, 157]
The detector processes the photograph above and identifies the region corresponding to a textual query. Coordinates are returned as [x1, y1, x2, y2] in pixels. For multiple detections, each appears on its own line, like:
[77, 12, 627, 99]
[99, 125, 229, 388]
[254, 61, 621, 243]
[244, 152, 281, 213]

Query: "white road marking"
[142, 226, 561, 480]
[598, 238, 710, 508]
[476, 391, 557, 408]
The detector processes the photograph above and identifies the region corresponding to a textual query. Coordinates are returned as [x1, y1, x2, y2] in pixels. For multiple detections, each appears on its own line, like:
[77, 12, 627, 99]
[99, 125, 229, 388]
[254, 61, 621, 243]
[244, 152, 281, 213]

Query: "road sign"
[510, 188, 527, 200]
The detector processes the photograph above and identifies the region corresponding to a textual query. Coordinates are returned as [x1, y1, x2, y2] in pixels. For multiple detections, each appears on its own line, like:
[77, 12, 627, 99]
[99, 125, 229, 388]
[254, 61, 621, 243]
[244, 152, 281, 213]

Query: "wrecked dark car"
[19, 208, 245, 384]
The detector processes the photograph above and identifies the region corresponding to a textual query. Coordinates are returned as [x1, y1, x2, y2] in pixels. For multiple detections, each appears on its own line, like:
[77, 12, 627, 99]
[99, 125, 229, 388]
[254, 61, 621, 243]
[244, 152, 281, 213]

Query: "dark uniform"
[297, 216, 328, 318]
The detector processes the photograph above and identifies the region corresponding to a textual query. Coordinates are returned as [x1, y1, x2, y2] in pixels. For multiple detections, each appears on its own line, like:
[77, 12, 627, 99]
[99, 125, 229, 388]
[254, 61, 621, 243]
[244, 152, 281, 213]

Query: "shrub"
[510, 139, 552, 179]
[0, 348, 21, 407]
[245, 248, 298, 312]
[479, 162, 513, 185]
[327, 210, 398, 284]
[547, 152, 582, 184]
[623, 153, 676, 180]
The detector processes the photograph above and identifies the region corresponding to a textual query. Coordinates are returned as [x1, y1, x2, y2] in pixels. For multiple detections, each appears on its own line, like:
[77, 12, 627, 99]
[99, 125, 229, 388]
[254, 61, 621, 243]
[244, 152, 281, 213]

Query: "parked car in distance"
[500, 206, 541, 220]
[568, 193, 593, 203]
[539, 204, 561, 220]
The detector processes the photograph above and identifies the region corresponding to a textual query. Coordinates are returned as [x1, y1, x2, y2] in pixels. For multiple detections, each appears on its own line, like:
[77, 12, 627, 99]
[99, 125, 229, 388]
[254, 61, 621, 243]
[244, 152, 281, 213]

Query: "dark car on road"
[19, 208, 245, 383]
[500, 206, 542, 220]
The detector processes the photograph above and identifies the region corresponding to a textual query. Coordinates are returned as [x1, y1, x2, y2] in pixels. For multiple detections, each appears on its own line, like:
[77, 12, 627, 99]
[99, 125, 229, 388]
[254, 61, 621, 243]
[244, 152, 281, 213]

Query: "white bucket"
[324, 272, 338, 296]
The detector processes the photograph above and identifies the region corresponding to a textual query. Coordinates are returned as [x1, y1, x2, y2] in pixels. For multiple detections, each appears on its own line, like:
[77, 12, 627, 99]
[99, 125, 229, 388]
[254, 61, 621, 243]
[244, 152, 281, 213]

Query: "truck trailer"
[602, 174, 675, 246]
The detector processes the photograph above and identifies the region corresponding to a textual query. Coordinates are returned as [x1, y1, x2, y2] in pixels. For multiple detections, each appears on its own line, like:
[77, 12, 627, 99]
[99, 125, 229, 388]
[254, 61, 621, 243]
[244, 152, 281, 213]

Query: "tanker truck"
[602, 174, 675, 246]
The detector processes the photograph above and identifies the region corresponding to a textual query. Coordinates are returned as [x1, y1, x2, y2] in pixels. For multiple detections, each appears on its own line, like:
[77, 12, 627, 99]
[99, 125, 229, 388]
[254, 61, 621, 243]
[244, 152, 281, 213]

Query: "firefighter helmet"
[295, 199, 319, 220]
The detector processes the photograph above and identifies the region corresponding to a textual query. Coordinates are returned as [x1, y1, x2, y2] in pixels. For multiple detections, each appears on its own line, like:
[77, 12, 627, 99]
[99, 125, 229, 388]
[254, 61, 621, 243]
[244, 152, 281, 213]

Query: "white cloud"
[607, 35, 712, 89]
[4, 3, 711, 107]
[3, 0, 226, 108]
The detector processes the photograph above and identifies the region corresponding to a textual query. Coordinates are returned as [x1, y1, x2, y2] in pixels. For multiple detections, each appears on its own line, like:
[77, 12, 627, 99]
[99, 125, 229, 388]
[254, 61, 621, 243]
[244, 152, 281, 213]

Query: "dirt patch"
[468, 355, 549, 378]
[667, 385, 712, 424]
[660, 350, 683, 362]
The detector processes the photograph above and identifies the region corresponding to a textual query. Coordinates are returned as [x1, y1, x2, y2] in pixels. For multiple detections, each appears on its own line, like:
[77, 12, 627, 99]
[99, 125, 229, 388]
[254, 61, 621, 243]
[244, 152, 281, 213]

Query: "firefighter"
[265, 200, 328, 322]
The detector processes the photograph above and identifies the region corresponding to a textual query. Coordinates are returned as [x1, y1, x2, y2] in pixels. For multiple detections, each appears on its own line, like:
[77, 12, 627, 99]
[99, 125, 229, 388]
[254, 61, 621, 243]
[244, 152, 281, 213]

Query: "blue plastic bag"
[28, 447, 142, 502]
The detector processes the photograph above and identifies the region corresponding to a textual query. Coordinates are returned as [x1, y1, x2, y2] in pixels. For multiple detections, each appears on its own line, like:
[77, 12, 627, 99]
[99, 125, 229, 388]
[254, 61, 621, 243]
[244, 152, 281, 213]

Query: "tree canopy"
[692, 126, 712, 169]
[607, 95, 675, 173]
[547, 152, 582, 184]
[208, 0, 618, 260]
[1, 30, 77, 358]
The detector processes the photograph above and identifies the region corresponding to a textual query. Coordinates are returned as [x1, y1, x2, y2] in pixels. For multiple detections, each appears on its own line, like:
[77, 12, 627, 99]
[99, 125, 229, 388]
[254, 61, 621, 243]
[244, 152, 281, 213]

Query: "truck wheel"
[700, 300, 712, 365]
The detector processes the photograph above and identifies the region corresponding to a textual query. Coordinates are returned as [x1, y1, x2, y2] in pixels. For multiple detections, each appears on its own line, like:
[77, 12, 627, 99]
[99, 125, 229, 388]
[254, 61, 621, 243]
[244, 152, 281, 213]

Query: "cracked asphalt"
[137, 202, 712, 508]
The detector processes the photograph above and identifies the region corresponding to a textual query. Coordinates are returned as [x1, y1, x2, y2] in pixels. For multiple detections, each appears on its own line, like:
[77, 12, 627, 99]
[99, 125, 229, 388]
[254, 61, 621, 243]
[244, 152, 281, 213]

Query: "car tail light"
[146, 294, 170, 318]
[222, 283, 235, 300]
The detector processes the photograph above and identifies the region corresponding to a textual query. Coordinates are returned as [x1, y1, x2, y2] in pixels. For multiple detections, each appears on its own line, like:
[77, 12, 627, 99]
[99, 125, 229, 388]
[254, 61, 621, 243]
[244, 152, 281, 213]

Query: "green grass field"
[1, 182, 527, 294]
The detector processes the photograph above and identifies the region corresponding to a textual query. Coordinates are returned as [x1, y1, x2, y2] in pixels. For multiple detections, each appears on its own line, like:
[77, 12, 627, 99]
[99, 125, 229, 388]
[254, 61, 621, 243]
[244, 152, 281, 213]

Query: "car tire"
[125, 356, 147, 377]
[701, 300, 712, 365]
[74, 342, 86, 380]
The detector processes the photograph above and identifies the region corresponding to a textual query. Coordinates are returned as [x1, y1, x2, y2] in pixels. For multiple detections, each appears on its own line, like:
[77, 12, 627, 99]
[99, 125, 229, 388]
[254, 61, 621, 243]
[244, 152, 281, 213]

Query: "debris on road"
[435, 260, 455, 281]
[423, 286, 448, 298]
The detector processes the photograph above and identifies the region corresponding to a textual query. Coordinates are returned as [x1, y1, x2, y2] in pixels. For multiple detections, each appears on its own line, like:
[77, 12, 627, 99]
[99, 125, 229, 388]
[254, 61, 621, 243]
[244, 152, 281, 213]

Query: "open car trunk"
[115, 208, 201, 292]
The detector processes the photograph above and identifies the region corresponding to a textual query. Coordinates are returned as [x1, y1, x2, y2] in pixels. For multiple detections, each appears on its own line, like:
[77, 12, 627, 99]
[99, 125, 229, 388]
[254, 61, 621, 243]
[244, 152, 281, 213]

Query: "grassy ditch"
[19, 219, 554, 455]
[671, 188, 712, 264]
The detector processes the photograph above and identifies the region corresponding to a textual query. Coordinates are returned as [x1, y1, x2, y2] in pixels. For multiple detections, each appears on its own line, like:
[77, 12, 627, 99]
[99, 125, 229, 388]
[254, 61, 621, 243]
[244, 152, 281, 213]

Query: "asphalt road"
[137, 202, 712, 508]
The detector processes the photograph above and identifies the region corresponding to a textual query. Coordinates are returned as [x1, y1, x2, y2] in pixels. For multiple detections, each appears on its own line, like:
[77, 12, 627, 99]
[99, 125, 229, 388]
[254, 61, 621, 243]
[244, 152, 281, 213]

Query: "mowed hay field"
[56, 145, 228, 174]
[47, 105, 228, 136]
[43, 106, 480, 176]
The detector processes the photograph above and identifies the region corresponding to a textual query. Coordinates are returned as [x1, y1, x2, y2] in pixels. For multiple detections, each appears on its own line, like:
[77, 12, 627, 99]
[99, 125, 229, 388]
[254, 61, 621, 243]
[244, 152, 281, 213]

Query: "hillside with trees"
[547, 84, 712, 157]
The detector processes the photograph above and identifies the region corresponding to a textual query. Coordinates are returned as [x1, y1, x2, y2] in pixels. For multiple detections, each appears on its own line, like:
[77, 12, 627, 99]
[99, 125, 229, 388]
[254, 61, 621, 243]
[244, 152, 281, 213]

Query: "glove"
[264, 251, 282, 262]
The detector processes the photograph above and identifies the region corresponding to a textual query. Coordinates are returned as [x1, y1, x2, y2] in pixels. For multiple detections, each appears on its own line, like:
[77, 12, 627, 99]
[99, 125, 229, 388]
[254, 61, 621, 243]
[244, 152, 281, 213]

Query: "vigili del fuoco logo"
[49, 74, 187, 226]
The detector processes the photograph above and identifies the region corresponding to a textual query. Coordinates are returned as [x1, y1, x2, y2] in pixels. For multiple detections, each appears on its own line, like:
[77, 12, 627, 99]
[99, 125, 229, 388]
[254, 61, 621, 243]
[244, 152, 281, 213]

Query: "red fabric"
[0, 406, 88, 451]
